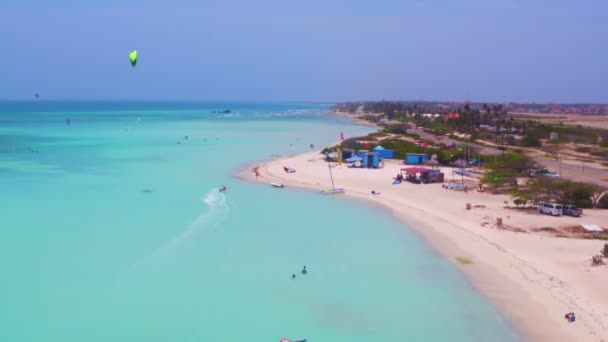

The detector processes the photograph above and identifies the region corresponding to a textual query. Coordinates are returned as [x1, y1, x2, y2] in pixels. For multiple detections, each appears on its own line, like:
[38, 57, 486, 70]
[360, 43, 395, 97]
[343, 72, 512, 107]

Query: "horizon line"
[1, 98, 608, 106]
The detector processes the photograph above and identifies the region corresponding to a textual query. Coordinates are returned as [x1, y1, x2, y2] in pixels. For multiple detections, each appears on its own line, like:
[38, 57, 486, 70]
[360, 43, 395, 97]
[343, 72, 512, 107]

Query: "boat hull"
[320, 188, 344, 195]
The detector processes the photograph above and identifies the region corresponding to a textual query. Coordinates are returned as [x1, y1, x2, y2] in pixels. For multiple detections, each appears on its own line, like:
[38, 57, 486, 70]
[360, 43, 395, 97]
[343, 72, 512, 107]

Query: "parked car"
[533, 168, 551, 175]
[539, 202, 563, 216]
[562, 205, 583, 217]
[543, 172, 560, 179]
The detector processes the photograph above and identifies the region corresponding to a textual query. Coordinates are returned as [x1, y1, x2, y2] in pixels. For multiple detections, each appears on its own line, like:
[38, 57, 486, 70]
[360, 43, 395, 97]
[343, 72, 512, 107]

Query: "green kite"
[129, 50, 138, 67]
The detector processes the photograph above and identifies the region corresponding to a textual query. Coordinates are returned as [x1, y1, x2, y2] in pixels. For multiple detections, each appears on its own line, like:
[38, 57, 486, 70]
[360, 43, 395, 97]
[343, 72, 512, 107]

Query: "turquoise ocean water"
[0, 102, 518, 341]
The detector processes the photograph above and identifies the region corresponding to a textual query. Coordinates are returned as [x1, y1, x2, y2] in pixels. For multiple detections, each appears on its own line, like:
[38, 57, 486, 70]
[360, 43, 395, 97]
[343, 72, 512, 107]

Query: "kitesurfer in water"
[301, 266, 307, 275]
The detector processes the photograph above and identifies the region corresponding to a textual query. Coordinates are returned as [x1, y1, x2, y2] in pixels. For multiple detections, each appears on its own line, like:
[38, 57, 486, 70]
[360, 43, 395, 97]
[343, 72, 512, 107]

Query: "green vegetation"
[521, 134, 542, 147]
[602, 243, 608, 258]
[575, 146, 592, 153]
[361, 114, 380, 122]
[380, 124, 408, 135]
[599, 194, 608, 209]
[336, 135, 464, 164]
[512, 179, 605, 208]
[533, 124, 605, 144]
[481, 153, 533, 189]
[590, 149, 608, 158]
[339, 102, 608, 156]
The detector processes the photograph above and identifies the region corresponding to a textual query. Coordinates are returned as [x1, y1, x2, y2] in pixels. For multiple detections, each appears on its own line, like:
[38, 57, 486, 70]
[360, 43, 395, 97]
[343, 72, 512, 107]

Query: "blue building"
[357, 150, 380, 168]
[405, 153, 429, 165]
[357, 150, 369, 158]
[373, 146, 395, 159]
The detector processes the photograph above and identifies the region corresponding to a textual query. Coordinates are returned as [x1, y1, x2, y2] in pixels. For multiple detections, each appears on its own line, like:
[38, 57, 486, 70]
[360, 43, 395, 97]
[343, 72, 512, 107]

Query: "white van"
[539, 202, 563, 216]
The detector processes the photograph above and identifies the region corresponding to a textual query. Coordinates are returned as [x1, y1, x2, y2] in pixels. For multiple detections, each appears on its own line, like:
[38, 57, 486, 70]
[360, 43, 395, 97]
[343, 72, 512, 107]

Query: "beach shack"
[405, 153, 429, 165]
[341, 148, 355, 160]
[373, 146, 395, 159]
[366, 151, 380, 168]
[356, 150, 380, 168]
[401, 167, 444, 184]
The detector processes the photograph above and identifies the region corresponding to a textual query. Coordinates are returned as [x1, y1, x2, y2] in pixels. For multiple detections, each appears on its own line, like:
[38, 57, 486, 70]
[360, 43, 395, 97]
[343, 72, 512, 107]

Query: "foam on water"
[132, 188, 229, 267]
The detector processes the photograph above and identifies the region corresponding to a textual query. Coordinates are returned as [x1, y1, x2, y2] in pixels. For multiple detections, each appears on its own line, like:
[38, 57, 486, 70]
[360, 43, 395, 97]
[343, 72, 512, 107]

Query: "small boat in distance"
[271, 183, 285, 188]
[212, 109, 231, 114]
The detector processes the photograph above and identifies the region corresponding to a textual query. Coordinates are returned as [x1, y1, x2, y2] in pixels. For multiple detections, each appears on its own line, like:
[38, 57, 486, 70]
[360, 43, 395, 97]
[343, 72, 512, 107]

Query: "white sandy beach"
[242, 153, 608, 341]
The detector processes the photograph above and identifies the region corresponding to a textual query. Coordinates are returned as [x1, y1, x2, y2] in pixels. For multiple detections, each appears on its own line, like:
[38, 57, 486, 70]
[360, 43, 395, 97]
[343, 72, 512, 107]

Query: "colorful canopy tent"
[405, 153, 429, 165]
[401, 167, 444, 183]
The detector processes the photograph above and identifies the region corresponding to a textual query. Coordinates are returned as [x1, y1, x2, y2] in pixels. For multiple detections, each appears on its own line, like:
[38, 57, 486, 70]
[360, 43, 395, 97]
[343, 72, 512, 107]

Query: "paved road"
[408, 127, 608, 186]
[533, 157, 608, 187]
[406, 127, 502, 155]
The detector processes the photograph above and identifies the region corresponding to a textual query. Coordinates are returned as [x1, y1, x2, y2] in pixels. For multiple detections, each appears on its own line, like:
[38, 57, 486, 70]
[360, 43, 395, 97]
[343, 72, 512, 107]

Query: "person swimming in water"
[219, 185, 227, 192]
[292, 274, 296, 279]
[66, 117, 71, 126]
[301, 266, 307, 275]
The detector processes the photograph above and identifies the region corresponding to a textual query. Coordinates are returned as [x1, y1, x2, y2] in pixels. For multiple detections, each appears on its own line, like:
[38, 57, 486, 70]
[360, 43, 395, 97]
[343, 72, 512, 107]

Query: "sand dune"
[244, 153, 608, 341]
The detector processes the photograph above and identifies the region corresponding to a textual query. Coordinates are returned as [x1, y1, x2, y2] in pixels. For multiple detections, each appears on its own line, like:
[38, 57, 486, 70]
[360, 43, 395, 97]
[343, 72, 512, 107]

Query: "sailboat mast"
[328, 160, 336, 190]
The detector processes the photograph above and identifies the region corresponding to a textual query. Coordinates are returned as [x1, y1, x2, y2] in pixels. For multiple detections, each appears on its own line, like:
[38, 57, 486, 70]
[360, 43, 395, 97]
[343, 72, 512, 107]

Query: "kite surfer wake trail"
[132, 188, 229, 267]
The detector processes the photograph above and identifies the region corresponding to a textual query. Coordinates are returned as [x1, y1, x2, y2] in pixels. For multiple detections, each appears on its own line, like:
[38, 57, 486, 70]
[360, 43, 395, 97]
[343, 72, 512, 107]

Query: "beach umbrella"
[373, 145, 385, 151]
[423, 159, 440, 167]
[345, 155, 363, 163]
[452, 158, 468, 168]
[129, 50, 138, 67]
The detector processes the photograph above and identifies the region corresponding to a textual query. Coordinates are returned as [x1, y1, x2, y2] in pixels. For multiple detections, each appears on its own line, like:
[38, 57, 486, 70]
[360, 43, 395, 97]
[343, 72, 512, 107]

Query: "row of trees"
[344, 101, 608, 150]
[512, 178, 608, 209]
[481, 153, 607, 208]
[350, 101, 543, 146]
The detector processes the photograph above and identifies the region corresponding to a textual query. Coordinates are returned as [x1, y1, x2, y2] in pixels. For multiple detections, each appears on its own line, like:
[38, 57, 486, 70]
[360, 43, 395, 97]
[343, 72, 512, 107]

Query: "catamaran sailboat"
[320, 159, 344, 195]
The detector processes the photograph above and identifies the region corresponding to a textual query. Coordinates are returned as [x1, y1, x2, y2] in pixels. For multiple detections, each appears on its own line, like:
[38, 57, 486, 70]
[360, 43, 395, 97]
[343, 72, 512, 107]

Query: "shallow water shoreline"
[237, 152, 608, 342]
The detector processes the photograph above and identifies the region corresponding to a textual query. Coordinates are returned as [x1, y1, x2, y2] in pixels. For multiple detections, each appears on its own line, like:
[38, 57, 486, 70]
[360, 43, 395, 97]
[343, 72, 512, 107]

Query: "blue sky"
[1, 0, 607, 102]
